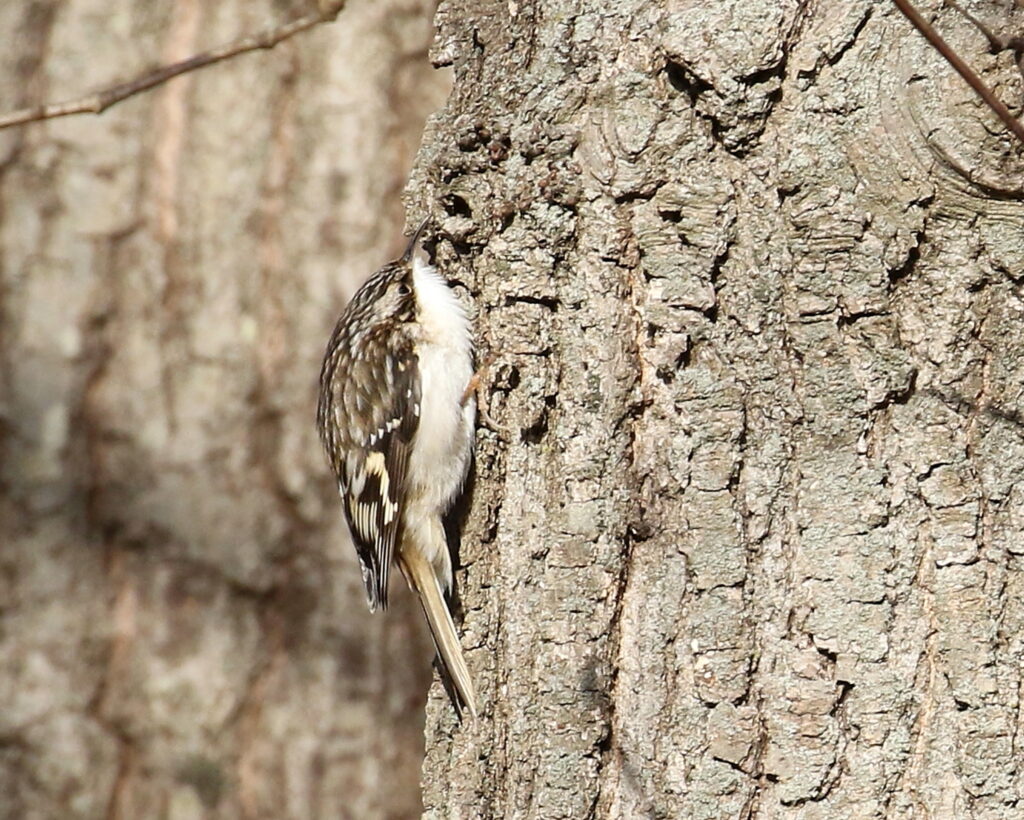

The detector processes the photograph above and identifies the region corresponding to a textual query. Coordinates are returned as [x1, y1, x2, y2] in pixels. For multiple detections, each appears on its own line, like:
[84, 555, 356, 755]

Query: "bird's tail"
[398, 549, 478, 719]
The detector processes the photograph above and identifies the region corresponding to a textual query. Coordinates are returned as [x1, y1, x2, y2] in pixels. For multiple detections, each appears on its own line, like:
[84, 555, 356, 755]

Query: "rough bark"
[0, 2, 449, 818]
[413, 1, 1024, 817]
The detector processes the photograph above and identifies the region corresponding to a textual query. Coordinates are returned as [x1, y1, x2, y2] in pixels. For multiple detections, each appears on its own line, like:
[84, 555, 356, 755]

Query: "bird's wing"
[334, 338, 420, 611]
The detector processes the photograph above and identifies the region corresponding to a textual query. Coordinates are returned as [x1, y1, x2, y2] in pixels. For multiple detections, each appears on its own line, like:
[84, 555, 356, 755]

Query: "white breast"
[407, 257, 475, 520]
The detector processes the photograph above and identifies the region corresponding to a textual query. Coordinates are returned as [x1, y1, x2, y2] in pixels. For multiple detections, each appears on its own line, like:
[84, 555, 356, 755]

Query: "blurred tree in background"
[0, 1, 448, 817]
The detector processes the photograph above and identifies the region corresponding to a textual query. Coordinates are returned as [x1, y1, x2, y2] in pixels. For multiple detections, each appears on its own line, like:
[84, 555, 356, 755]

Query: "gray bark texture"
[0, 1, 450, 818]
[412, 1, 1024, 818]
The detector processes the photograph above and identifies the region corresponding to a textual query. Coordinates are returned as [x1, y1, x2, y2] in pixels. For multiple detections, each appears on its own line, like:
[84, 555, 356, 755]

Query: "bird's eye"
[397, 282, 411, 296]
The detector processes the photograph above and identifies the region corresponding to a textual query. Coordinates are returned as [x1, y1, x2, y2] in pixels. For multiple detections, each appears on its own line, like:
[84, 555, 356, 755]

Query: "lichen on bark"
[413, 1, 1024, 817]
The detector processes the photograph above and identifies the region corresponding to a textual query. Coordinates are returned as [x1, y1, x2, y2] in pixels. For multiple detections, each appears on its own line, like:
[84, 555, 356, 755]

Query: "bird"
[316, 221, 478, 718]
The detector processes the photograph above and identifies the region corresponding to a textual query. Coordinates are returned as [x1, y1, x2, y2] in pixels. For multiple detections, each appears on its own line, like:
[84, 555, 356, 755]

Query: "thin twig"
[0, 1, 348, 131]
[891, 0, 1024, 147]
[945, 0, 1024, 54]
[945, 0, 1024, 87]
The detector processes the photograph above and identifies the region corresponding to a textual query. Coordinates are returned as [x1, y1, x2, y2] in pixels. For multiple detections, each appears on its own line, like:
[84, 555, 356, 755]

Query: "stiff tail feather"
[398, 550, 478, 719]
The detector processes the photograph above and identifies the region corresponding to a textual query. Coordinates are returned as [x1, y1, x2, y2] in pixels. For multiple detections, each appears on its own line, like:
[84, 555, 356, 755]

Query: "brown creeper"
[316, 222, 478, 718]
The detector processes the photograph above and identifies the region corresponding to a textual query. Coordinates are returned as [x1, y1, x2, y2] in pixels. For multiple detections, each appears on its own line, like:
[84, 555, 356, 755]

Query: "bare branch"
[891, 0, 1024, 147]
[0, 1, 348, 131]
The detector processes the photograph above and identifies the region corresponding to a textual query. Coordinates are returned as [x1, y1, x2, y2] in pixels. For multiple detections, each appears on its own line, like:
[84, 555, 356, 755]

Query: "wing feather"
[339, 342, 419, 610]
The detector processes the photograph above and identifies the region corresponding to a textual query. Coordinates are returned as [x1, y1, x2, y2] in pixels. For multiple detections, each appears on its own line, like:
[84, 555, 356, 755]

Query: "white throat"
[412, 256, 472, 353]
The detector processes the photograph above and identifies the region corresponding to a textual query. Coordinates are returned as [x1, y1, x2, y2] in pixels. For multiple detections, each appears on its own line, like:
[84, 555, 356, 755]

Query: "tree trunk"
[415, 1, 1024, 817]
[0, 2, 448, 818]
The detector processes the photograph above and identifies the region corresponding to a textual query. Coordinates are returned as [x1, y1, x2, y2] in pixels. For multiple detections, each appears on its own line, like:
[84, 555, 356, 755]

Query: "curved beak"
[401, 219, 430, 262]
